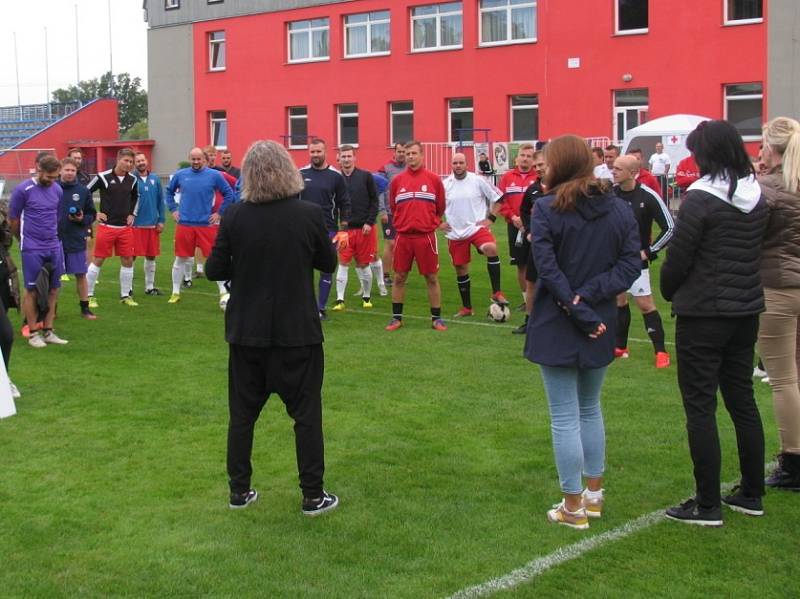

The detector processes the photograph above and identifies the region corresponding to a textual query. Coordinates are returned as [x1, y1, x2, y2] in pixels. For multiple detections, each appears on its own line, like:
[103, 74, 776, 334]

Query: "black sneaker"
[145, 288, 163, 296]
[722, 486, 764, 516]
[229, 489, 258, 509]
[182, 278, 193, 288]
[665, 497, 723, 527]
[318, 309, 328, 322]
[302, 490, 339, 516]
[511, 322, 527, 335]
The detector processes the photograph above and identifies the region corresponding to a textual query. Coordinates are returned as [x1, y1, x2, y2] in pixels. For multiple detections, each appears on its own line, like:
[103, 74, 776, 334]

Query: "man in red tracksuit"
[675, 154, 700, 193]
[496, 143, 538, 308]
[385, 141, 447, 332]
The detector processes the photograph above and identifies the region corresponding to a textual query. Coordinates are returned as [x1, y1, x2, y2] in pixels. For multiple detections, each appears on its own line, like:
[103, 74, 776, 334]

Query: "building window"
[725, 0, 763, 24]
[390, 102, 414, 145]
[616, 0, 648, 34]
[511, 95, 539, 141]
[210, 111, 227, 149]
[208, 31, 226, 71]
[479, 0, 537, 46]
[725, 83, 763, 139]
[288, 106, 308, 148]
[345, 11, 390, 57]
[449, 98, 474, 143]
[338, 104, 359, 146]
[614, 89, 649, 141]
[165, 0, 179, 9]
[288, 18, 329, 63]
[411, 3, 463, 52]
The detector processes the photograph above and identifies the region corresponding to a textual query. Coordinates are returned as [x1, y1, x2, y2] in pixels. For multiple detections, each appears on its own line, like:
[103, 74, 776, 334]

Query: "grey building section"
[768, 1, 800, 119]
[147, 24, 195, 175]
[144, 0, 353, 29]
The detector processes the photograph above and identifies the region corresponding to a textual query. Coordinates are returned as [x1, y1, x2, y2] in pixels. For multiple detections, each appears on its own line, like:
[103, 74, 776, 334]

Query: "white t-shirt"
[593, 164, 613, 181]
[649, 152, 671, 176]
[443, 172, 502, 240]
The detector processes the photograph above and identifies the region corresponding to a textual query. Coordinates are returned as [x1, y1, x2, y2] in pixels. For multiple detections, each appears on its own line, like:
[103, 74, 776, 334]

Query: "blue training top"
[166, 166, 235, 227]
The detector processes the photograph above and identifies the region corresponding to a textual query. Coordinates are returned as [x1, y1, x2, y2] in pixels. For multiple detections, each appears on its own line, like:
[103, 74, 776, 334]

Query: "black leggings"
[0, 300, 12, 369]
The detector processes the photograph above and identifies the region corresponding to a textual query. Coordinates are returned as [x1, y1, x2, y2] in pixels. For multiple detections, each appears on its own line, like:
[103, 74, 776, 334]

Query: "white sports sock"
[120, 266, 134, 298]
[370, 259, 384, 290]
[87, 263, 101, 295]
[197, 261, 205, 274]
[183, 257, 194, 280]
[144, 259, 156, 291]
[356, 266, 373, 298]
[583, 488, 604, 500]
[172, 258, 189, 294]
[216, 280, 227, 295]
[335, 264, 349, 301]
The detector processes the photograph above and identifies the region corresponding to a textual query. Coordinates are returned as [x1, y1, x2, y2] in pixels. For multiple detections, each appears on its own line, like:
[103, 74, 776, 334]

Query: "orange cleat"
[656, 351, 671, 369]
[431, 318, 448, 331]
[614, 347, 629, 359]
[385, 318, 403, 331]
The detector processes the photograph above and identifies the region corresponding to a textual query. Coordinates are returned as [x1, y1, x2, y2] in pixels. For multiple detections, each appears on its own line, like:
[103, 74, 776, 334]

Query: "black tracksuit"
[342, 167, 378, 228]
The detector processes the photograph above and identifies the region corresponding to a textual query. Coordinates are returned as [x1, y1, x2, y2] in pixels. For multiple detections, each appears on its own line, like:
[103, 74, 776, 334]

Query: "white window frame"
[613, 89, 649, 142]
[344, 11, 391, 58]
[410, 3, 464, 53]
[478, 0, 537, 48]
[448, 98, 474, 144]
[723, 0, 763, 25]
[288, 106, 309, 149]
[287, 18, 330, 64]
[724, 82, 763, 141]
[209, 111, 227, 150]
[390, 101, 414, 146]
[614, 0, 649, 36]
[165, 0, 179, 9]
[338, 104, 359, 147]
[208, 31, 226, 71]
[510, 95, 539, 142]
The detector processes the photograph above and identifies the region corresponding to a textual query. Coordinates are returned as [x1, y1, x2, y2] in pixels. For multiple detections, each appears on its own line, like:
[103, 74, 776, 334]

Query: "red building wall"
[191, 0, 766, 170]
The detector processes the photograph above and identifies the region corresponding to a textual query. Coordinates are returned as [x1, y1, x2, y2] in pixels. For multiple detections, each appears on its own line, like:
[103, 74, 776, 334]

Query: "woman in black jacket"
[661, 120, 769, 526]
[525, 135, 640, 529]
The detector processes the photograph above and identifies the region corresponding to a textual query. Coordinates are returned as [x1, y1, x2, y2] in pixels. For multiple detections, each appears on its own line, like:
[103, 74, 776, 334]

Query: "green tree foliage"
[52, 72, 147, 135]
[122, 120, 149, 140]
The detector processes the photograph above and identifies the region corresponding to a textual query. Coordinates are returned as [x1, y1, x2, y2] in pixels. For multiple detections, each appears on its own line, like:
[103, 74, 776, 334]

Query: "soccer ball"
[219, 293, 230, 311]
[487, 302, 511, 323]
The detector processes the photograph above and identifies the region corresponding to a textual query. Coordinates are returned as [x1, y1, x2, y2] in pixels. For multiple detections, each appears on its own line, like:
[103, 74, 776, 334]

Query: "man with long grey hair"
[206, 140, 339, 515]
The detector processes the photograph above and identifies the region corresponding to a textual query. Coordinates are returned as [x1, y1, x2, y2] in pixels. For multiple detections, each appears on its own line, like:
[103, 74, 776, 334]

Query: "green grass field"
[1, 221, 795, 598]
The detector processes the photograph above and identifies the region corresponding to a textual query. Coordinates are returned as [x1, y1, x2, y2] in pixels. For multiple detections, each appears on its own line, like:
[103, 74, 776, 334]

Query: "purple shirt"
[9, 178, 63, 252]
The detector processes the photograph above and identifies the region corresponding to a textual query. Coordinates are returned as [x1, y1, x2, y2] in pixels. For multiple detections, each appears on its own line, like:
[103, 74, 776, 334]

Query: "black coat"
[524, 191, 641, 369]
[205, 195, 337, 347]
[660, 187, 768, 317]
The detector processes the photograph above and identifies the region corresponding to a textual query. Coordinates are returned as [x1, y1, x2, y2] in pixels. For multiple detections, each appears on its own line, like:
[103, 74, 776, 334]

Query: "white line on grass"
[188, 290, 674, 344]
[445, 468, 774, 599]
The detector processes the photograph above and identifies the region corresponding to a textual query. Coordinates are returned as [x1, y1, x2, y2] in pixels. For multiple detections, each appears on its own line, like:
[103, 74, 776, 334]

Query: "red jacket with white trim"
[497, 168, 537, 222]
[675, 156, 700, 191]
[389, 167, 445, 234]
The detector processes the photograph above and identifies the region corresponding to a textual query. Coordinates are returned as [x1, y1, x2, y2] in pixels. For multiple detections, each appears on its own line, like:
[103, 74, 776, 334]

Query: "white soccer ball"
[487, 302, 511, 323]
[219, 293, 230, 311]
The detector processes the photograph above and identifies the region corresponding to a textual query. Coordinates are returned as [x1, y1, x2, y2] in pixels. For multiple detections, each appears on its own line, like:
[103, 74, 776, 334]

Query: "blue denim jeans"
[539, 365, 608, 494]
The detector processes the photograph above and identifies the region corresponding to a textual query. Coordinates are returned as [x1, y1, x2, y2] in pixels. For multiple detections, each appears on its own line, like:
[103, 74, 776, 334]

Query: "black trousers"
[675, 315, 765, 506]
[227, 343, 325, 498]
[0, 299, 12, 369]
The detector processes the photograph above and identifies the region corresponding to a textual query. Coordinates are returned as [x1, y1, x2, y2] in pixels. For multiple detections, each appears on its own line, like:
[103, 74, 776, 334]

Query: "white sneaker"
[43, 330, 69, 345]
[9, 381, 20, 398]
[219, 293, 230, 311]
[28, 333, 46, 349]
[378, 285, 388, 297]
[753, 367, 767, 378]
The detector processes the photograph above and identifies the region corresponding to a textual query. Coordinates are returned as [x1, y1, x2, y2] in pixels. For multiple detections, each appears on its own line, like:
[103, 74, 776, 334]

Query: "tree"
[52, 72, 147, 136]
[122, 120, 149, 140]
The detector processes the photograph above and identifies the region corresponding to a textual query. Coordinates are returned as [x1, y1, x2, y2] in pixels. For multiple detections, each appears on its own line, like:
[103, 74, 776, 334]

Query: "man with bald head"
[165, 147, 235, 305]
[441, 153, 506, 317]
[612, 154, 675, 368]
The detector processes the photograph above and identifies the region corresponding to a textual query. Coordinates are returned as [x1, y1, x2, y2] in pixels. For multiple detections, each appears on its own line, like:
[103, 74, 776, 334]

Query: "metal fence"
[0, 102, 83, 124]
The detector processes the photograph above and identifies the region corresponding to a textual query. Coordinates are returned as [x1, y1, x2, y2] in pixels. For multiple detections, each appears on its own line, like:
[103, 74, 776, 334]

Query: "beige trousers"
[758, 287, 800, 454]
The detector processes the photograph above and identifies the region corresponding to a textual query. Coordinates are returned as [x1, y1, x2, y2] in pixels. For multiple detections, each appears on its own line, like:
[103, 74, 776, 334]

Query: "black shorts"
[525, 245, 538, 283]
[382, 214, 396, 241]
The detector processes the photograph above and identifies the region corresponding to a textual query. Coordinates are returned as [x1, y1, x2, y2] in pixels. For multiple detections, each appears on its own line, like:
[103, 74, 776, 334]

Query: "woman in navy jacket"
[525, 135, 640, 529]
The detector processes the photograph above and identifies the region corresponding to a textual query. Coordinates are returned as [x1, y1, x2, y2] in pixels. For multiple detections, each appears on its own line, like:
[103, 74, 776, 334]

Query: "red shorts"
[394, 232, 439, 275]
[447, 228, 496, 266]
[338, 226, 378, 265]
[174, 224, 218, 258]
[133, 227, 161, 257]
[94, 225, 135, 258]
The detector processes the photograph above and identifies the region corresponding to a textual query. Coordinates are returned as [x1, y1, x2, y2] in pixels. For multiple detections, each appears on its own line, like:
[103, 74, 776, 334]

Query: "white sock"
[172, 258, 189, 294]
[183, 257, 194, 280]
[216, 280, 227, 295]
[197, 261, 205, 274]
[335, 264, 349, 302]
[522, 290, 528, 304]
[120, 266, 134, 298]
[144, 259, 156, 291]
[583, 488, 604, 500]
[87, 263, 101, 295]
[370, 259, 384, 290]
[356, 265, 373, 298]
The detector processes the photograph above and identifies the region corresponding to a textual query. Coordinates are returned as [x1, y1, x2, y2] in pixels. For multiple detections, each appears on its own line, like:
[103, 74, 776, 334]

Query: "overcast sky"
[0, 0, 148, 107]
